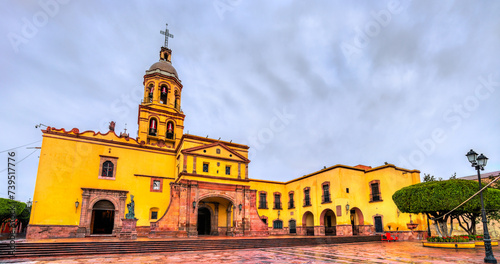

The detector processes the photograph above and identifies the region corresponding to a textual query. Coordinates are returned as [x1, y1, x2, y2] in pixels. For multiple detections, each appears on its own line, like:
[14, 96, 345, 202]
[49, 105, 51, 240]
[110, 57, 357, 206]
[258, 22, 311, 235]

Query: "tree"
[0, 198, 26, 222]
[392, 179, 500, 237]
[0, 198, 29, 232]
[485, 172, 500, 222]
[423, 173, 436, 182]
[455, 212, 480, 236]
[487, 172, 500, 191]
[423, 173, 443, 182]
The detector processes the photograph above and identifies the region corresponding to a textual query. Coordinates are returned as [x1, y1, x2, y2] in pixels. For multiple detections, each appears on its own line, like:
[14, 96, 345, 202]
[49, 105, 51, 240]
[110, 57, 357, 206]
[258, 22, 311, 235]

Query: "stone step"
[0, 235, 381, 259]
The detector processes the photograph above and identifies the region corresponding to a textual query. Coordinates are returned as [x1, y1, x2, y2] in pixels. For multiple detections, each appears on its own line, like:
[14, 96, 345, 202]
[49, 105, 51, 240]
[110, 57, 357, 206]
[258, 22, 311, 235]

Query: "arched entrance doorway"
[91, 200, 115, 235]
[320, 209, 337, 236]
[197, 207, 211, 235]
[302, 211, 314, 236]
[350, 207, 364, 235]
[196, 196, 234, 236]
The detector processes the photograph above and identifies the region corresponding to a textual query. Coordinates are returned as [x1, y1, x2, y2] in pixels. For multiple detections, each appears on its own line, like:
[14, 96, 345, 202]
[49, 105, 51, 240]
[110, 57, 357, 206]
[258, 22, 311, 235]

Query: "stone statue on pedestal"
[121, 195, 138, 240]
[126, 195, 135, 219]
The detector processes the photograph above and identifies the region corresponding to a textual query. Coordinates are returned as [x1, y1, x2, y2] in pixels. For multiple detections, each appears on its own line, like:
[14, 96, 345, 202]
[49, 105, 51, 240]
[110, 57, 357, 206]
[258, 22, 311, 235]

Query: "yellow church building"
[27, 43, 424, 240]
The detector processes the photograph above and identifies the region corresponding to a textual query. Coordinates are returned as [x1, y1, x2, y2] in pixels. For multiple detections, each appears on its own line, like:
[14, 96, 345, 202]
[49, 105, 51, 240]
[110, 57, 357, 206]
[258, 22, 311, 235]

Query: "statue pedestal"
[119, 219, 138, 240]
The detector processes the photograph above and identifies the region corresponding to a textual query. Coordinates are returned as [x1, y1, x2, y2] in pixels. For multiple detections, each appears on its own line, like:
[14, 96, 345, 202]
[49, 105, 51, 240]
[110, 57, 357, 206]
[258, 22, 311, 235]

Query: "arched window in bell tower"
[148, 84, 154, 103]
[166, 121, 175, 139]
[160, 85, 168, 105]
[149, 118, 158, 136]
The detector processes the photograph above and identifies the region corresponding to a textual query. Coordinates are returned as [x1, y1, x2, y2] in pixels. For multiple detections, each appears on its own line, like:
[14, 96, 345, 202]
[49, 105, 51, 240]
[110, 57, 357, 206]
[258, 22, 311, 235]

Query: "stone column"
[176, 183, 189, 237]
[213, 203, 219, 236]
[76, 191, 91, 237]
[233, 186, 244, 236]
[116, 192, 127, 235]
[226, 204, 233, 236]
[242, 188, 250, 234]
[187, 181, 198, 237]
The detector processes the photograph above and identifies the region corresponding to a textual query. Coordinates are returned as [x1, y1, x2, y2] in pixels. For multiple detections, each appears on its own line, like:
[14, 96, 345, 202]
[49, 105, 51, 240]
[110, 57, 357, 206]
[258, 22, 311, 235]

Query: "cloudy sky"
[1, 0, 500, 202]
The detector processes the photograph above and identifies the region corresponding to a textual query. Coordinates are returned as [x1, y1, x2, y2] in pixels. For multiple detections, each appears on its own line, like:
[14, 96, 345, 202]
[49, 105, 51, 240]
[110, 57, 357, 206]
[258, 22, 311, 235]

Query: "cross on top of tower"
[160, 23, 174, 48]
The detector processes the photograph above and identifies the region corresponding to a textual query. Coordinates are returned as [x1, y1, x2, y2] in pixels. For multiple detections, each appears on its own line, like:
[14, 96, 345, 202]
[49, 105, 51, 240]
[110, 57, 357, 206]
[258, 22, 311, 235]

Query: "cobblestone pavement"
[6, 241, 500, 263]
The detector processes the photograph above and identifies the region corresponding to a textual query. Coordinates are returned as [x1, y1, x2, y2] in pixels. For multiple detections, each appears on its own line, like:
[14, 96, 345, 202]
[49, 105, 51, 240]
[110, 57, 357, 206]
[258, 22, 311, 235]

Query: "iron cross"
[160, 23, 174, 48]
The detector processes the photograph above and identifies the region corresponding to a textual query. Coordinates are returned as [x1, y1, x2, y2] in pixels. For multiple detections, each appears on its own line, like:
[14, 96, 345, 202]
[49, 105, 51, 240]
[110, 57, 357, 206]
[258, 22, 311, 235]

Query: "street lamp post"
[466, 149, 497, 264]
[26, 198, 32, 211]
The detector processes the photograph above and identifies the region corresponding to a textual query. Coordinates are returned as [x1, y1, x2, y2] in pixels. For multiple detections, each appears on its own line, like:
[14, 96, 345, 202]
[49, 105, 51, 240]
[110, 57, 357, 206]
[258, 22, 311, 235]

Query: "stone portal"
[150, 179, 269, 238]
[76, 188, 128, 237]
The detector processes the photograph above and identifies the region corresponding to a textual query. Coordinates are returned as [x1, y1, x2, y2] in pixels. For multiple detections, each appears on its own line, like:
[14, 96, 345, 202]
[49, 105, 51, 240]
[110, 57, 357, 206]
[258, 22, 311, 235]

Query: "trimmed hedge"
[392, 179, 500, 215]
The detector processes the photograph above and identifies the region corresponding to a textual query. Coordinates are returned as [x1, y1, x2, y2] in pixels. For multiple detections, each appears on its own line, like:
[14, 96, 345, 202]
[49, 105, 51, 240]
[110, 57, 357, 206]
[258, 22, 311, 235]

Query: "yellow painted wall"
[248, 180, 287, 225]
[178, 137, 249, 179]
[31, 132, 175, 227]
[188, 156, 245, 179]
[249, 165, 425, 232]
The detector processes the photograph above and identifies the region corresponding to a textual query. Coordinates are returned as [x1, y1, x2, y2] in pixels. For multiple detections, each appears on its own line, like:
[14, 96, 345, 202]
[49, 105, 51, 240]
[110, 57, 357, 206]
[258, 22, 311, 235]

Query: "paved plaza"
[4, 241, 500, 264]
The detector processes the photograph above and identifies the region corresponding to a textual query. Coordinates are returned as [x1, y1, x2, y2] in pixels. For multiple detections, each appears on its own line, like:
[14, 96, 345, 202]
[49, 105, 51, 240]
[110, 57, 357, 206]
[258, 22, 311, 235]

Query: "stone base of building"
[148, 228, 269, 238]
[148, 230, 189, 238]
[26, 225, 79, 239]
[336, 225, 353, 236]
[218, 227, 229, 235]
[269, 227, 289, 235]
[76, 227, 87, 238]
[358, 225, 374, 235]
[244, 230, 269, 236]
[148, 231, 177, 238]
[136, 226, 150, 237]
[233, 231, 244, 237]
[295, 226, 316, 236]
[119, 219, 138, 240]
[314, 226, 323, 236]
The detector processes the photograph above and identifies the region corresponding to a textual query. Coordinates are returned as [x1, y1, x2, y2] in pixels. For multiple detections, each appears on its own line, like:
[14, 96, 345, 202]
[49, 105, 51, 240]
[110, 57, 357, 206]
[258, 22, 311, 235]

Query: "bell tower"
[137, 25, 184, 148]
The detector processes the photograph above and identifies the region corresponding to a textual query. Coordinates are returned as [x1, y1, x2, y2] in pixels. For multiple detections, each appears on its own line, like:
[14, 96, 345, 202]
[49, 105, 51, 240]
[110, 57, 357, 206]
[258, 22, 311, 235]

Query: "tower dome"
[148, 60, 178, 78]
[145, 46, 179, 79]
